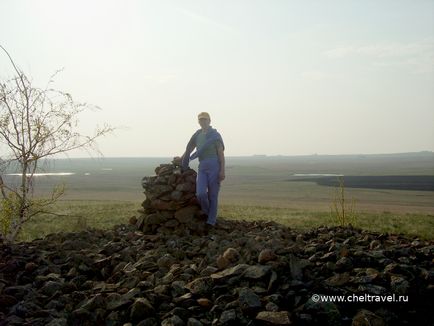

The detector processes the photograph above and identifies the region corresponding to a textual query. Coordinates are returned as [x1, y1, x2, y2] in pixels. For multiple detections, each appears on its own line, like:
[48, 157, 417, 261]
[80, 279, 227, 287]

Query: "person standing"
[181, 112, 225, 227]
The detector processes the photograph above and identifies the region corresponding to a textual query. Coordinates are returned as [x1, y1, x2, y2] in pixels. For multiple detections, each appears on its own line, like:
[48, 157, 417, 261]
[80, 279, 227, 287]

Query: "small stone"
[390, 275, 410, 295]
[24, 262, 38, 273]
[336, 257, 353, 271]
[258, 249, 277, 264]
[339, 246, 350, 257]
[46, 318, 68, 326]
[325, 261, 336, 271]
[185, 277, 212, 296]
[298, 314, 313, 324]
[256, 311, 291, 325]
[174, 293, 193, 303]
[165, 219, 180, 228]
[238, 287, 262, 311]
[352, 309, 385, 326]
[169, 307, 190, 320]
[222, 248, 240, 263]
[369, 240, 382, 250]
[175, 206, 200, 224]
[171, 190, 184, 201]
[106, 293, 132, 310]
[197, 298, 212, 308]
[303, 298, 341, 326]
[268, 271, 278, 291]
[201, 266, 219, 276]
[383, 263, 400, 274]
[265, 302, 280, 312]
[220, 309, 237, 324]
[157, 254, 176, 268]
[161, 315, 185, 326]
[69, 308, 94, 324]
[0, 294, 18, 307]
[129, 216, 138, 225]
[40, 281, 63, 296]
[177, 182, 195, 193]
[289, 254, 308, 280]
[211, 264, 249, 281]
[130, 298, 155, 321]
[187, 318, 203, 326]
[357, 284, 387, 295]
[79, 294, 105, 311]
[154, 284, 170, 295]
[325, 273, 350, 287]
[244, 265, 272, 279]
[216, 255, 230, 270]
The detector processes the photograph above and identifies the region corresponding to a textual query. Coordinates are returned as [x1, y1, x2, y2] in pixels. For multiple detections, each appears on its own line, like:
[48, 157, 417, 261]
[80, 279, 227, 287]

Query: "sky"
[1, 0, 433, 157]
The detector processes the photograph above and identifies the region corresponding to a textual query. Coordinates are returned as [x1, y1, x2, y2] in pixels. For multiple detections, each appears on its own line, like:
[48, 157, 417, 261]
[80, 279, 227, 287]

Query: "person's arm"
[181, 141, 196, 171]
[180, 130, 200, 170]
[217, 142, 225, 182]
[181, 143, 196, 160]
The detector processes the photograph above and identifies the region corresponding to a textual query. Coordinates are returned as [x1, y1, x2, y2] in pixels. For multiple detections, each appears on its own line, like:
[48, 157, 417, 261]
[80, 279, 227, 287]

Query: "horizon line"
[50, 150, 434, 160]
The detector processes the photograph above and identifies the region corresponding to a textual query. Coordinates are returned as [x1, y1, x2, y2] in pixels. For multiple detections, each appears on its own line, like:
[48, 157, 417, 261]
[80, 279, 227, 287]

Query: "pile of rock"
[132, 161, 207, 235]
[0, 223, 433, 325]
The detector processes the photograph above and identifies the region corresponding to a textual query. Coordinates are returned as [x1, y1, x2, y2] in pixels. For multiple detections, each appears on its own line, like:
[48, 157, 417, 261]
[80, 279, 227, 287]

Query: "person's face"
[198, 118, 210, 129]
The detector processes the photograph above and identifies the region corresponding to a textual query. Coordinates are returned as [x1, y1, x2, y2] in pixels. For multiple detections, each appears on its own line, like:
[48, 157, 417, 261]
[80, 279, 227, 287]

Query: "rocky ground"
[0, 220, 433, 326]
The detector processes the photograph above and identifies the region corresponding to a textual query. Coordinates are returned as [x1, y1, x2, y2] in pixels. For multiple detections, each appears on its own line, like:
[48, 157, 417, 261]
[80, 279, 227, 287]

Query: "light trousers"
[196, 158, 220, 225]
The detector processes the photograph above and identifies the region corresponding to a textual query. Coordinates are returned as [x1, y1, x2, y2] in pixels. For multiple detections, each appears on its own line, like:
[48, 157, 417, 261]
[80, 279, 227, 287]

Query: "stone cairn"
[131, 159, 208, 235]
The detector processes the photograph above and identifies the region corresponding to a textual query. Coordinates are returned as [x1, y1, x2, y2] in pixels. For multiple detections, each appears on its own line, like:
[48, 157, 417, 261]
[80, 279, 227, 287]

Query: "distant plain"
[4, 152, 433, 241]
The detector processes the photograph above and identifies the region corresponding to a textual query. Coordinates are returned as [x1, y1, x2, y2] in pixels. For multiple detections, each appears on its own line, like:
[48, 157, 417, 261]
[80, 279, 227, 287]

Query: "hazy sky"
[1, 0, 433, 157]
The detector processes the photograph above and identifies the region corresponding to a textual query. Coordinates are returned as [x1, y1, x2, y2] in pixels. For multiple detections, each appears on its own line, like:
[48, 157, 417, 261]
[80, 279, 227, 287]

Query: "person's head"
[198, 112, 211, 129]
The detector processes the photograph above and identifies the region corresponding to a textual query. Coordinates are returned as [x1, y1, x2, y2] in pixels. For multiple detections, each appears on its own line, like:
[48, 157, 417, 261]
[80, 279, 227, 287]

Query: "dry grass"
[219, 204, 434, 240]
[17, 200, 139, 242]
[17, 200, 434, 242]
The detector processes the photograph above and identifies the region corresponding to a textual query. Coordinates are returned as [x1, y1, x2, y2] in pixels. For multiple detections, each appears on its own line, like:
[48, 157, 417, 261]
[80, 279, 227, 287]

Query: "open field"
[3, 152, 433, 241]
[17, 200, 434, 242]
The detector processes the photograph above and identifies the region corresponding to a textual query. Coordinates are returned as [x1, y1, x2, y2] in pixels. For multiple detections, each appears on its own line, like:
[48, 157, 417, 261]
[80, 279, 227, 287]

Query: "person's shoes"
[196, 223, 210, 236]
[198, 210, 208, 220]
[203, 223, 216, 240]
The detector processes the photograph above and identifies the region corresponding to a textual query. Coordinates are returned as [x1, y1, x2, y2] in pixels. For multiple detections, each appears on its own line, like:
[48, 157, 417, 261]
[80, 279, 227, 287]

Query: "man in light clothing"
[181, 112, 225, 227]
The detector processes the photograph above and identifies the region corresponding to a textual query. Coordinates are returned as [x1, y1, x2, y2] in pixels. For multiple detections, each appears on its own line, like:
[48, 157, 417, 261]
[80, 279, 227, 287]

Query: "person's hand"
[219, 171, 225, 182]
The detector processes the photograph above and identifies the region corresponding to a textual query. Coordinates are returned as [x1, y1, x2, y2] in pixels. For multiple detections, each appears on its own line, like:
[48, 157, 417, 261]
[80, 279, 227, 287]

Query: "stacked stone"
[134, 160, 206, 235]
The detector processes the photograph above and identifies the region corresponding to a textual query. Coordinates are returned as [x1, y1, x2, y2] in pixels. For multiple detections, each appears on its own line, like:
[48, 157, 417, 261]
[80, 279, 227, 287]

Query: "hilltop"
[1, 160, 433, 325]
[0, 220, 433, 325]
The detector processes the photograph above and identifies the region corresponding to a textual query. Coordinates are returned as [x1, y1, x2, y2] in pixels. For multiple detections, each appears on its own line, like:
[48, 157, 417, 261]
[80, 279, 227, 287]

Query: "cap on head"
[198, 112, 211, 120]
